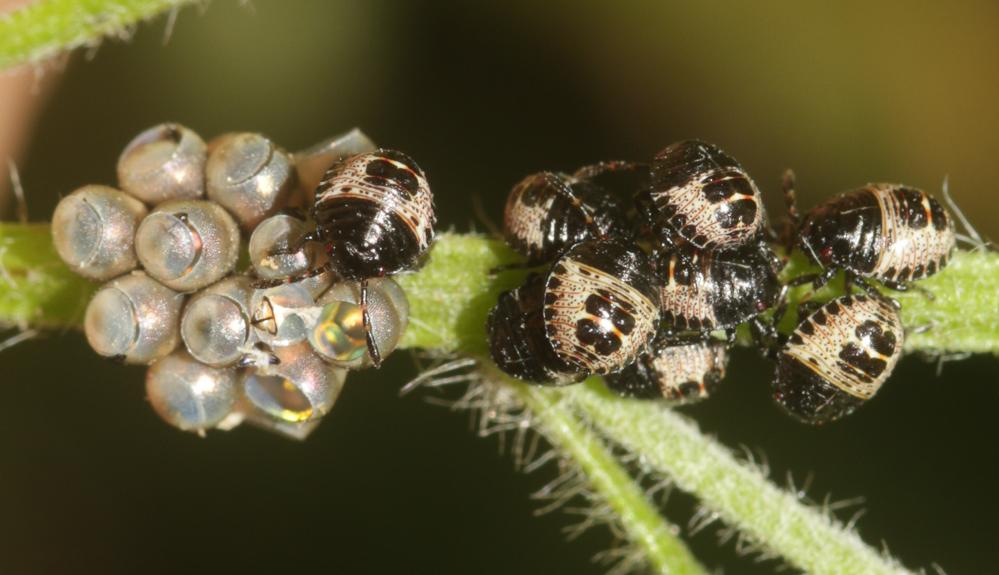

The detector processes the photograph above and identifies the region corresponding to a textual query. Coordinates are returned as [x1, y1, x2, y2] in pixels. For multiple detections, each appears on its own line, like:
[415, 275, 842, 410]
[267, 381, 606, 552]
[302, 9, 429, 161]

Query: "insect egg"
[292, 128, 377, 196]
[51, 185, 148, 281]
[134, 199, 241, 292]
[242, 342, 347, 423]
[117, 123, 206, 204]
[249, 213, 326, 281]
[249, 279, 333, 347]
[84, 271, 184, 364]
[308, 277, 409, 369]
[232, 400, 322, 441]
[205, 132, 297, 230]
[145, 350, 239, 432]
[180, 276, 255, 367]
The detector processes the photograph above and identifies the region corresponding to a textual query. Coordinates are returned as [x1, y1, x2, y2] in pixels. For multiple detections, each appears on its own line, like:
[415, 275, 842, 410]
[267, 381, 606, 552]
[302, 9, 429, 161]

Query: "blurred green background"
[2, 1, 999, 573]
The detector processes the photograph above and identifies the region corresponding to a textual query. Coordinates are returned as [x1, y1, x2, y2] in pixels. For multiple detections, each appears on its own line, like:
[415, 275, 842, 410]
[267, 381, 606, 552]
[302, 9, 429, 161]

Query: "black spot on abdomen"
[575, 318, 622, 356]
[365, 158, 420, 196]
[855, 320, 896, 356]
[838, 342, 887, 378]
[893, 187, 929, 229]
[929, 196, 950, 231]
[715, 198, 758, 229]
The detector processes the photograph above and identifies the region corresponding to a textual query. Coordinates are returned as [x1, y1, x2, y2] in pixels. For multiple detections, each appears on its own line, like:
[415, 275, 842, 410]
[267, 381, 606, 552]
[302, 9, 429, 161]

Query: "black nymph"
[767, 294, 904, 425]
[291, 149, 437, 367]
[785, 179, 955, 296]
[487, 239, 660, 384]
[635, 140, 765, 250]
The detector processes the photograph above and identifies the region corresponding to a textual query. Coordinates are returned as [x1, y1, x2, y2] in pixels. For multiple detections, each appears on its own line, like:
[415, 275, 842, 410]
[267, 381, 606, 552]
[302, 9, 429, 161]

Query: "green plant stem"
[503, 373, 706, 574]
[5, 228, 997, 353]
[0, 0, 200, 69]
[777, 248, 999, 354]
[0, 223, 95, 328]
[568, 380, 909, 575]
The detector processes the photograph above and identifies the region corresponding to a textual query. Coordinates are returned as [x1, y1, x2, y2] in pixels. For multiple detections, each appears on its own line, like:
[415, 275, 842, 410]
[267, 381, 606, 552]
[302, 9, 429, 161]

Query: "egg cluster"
[51, 124, 411, 439]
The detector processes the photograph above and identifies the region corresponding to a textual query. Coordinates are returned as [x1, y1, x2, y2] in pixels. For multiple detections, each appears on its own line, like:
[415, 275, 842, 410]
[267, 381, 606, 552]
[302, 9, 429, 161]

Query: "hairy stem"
[0, 0, 201, 69]
[0, 223, 95, 328]
[501, 373, 707, 574]
[568, 380, 910, 574]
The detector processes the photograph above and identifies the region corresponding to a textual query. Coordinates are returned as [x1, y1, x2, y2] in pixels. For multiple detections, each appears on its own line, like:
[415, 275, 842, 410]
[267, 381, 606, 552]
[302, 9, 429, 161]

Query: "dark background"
[2, 1, 999, 573]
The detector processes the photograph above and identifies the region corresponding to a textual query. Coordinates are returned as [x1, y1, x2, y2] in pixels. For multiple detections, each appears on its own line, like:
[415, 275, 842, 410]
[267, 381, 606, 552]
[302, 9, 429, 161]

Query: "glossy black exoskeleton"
[755, 293, 904, 425]
[279, 149, 436, 367]
[487, 239, 660, 384]
[503, 171, 631, 265]
[783, 176, 955, 298]
[656, 241, 783, 341]
[635, 140, 765, 250]
[604, 339, 728, 402]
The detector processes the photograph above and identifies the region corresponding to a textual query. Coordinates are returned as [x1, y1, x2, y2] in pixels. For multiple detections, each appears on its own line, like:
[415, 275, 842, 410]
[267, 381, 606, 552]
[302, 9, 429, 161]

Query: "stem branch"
[508, 375, 706, 574]
[0, 0, 200, 69]
[568, 380, 910, 574]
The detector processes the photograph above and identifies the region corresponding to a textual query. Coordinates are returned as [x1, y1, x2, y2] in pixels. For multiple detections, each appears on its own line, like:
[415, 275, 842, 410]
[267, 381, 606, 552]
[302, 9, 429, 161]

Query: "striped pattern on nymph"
[657, 248, 717, 332]
[542, 242, 659, 376]
[869, 184, 956, 283]
[504, 173, 565, 259]
[651, 341, 728, 400]
[782, 295, 903, 400]
[647, 140, 764, 249]
[503, 172, 593, 262]
[315, 151, 436, 251]
[603, 340, 728, 401]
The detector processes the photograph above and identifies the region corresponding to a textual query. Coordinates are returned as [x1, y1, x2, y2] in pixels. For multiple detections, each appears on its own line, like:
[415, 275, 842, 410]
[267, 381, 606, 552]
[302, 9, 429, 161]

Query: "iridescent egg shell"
[117, 123, 206, 204]
[135, 199, 240, 292]
[146, 351, 239, 432]
[51, 185, 147, 281]
[205, 132, 297, 230]
[242, 342, 347, 423]
[84, 271, 184, 364]
[248, 213, 327, 281]
[308, 278, 409, 369]
[180, 276, 255, 367]
[248, 279, 330, 347]
[292, 128, 377, 200]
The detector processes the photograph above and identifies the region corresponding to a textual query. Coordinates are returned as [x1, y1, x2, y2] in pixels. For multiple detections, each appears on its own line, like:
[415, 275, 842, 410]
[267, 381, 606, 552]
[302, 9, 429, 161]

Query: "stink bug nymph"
[768, 294, 904, 425]
[278, 149, 436, 367]
[785, 177, 956, 294]
[636, 140, 765, 250]
[487, 239, 660, 384]
[503, 171, 631, 265]
[604, 339, 729, 402]
[656, 242, 783, 340]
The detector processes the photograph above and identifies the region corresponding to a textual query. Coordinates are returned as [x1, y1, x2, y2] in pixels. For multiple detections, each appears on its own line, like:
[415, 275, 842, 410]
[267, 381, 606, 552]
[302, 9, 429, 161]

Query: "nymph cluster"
[488, 141, 957, 424]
